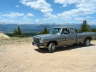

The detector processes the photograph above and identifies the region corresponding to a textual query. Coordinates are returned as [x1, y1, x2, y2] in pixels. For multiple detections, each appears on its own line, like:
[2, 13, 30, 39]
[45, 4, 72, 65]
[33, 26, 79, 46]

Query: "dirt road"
[0, 38, 96, 72]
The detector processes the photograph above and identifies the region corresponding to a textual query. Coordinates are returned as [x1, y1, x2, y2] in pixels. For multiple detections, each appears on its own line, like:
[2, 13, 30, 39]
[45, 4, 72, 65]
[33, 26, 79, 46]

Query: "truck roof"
[52, 26, 74, 29]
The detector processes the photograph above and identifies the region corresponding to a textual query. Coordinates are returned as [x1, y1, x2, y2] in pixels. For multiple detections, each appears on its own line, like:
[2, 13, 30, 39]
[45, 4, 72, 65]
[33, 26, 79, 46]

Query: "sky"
[0, 0, 96, 24]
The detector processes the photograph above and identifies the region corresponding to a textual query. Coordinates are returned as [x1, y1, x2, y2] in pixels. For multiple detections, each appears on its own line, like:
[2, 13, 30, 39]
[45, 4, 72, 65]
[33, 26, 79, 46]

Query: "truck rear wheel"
[48, 43, 56, 53]
[84, 39, 91, 46]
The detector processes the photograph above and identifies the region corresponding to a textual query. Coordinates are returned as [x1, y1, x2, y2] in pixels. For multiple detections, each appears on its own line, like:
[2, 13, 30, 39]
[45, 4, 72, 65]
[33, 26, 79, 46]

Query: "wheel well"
[47, 41, 58, 47]
[85, 37, 92, 41]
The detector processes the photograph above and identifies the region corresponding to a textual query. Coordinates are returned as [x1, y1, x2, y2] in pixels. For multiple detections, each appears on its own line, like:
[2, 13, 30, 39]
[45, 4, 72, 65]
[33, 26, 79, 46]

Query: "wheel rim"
[51, 44, 55, 51]
[85, 39, 90, 46]
[48, 43, 55, 52]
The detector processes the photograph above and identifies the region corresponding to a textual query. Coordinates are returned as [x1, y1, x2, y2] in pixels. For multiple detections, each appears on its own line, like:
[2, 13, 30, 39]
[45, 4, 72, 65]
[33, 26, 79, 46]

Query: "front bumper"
[32, 42, 46, 48]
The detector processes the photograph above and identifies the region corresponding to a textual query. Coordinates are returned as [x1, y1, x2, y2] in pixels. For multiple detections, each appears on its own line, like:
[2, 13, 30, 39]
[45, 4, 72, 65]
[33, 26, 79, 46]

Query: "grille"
[33, 38, 40, 43]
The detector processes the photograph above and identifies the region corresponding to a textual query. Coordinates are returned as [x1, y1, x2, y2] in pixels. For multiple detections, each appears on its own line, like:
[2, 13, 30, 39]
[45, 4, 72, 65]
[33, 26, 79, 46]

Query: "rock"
[0, 33, 10, 40]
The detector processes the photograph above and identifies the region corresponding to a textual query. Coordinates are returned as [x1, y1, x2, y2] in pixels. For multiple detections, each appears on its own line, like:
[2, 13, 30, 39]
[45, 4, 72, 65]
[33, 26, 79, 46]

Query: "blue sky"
[0, 0, 96, 24]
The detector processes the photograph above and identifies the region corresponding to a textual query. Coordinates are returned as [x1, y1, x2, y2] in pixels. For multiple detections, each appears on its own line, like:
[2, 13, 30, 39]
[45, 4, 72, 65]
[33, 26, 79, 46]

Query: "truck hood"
[34, 34, 57, 39]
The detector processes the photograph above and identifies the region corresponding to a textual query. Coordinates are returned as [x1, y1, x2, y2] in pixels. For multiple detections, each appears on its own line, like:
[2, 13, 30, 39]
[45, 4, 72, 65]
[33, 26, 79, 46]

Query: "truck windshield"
[49, 28, 61, 34]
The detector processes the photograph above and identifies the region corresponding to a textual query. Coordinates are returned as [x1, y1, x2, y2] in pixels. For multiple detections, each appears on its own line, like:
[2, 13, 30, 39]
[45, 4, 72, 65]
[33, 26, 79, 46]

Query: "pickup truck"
[32, 27, 96, 53]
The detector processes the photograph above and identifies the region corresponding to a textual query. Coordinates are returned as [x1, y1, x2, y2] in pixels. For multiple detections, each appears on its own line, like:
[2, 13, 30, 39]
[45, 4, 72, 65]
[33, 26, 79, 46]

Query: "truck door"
[69, 28, 77, 44]
[60, 28, 76, 45]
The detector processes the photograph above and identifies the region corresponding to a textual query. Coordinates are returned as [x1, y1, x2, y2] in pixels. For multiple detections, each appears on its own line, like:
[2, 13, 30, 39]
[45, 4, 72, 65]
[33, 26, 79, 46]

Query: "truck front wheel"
[84, 39, 91, 46]
[48, 43, 56, 53]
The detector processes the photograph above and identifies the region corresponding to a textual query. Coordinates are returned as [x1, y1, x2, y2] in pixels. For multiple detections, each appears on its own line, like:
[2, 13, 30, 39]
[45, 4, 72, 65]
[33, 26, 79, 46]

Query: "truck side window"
[61, 28, 70, 34]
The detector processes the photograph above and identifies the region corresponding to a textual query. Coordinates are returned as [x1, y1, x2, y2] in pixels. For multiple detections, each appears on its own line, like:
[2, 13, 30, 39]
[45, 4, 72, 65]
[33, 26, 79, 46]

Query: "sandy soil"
[0, 38, 96, 72]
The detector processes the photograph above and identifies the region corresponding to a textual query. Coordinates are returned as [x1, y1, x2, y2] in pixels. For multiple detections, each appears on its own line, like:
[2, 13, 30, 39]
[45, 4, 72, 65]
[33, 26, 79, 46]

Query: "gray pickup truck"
[32, 27, 96, 52]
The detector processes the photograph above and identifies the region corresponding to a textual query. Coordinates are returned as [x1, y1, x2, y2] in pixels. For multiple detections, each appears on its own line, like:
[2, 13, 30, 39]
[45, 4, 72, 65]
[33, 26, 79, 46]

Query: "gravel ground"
[0, 37, 96, 72]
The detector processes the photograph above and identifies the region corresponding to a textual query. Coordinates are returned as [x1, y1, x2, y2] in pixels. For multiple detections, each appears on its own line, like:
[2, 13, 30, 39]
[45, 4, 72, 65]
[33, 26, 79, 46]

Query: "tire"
[84, 39, 91, 46]
[48, 43, 56, 53]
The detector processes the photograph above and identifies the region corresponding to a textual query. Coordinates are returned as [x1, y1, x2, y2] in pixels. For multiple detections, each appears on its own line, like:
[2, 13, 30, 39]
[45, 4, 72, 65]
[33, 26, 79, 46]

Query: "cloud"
[20, 0, 53, 17]
[54, 0, 79, 7]
[1, 0, 96, 24]
[20, 0, 96, 23]
[54, 0, 79, 4]
[26, 13, 34, 16]
[1, 12, 24, 17]
[26, 0, 96, 23]
[0, 12, 35, 24]
[52, 0, 96, 23]
[16, 5, 20, 8]
[1, 12, 34, 18]
[54, 0, 96, 15]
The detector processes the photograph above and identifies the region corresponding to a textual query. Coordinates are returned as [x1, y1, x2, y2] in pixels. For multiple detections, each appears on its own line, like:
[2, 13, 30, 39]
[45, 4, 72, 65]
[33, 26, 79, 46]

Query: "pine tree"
[13, 26, 22, 36]
[40, 28, 49, 34]
[80, 20, 91, 32]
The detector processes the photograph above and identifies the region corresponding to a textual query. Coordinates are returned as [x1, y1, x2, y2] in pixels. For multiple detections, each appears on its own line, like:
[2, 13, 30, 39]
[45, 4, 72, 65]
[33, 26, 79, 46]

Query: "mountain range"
[0, 24, 96, 33]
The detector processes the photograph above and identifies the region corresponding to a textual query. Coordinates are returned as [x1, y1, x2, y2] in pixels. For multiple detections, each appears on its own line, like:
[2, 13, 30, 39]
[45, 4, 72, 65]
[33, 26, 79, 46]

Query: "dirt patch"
[0, 38, 96, 72]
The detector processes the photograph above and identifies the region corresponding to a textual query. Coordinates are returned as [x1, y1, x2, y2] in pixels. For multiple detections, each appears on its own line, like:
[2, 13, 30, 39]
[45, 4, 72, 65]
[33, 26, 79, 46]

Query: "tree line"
[12, 20, 96, 37]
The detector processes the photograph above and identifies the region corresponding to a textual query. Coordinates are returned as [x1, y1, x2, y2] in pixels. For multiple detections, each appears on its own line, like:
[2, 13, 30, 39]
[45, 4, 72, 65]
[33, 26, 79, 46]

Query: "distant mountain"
[0, 24, 96, 33]
[0, 24, 18, 33]
[90, 24, 96, 29]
